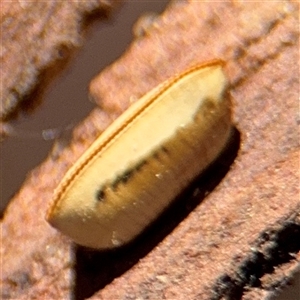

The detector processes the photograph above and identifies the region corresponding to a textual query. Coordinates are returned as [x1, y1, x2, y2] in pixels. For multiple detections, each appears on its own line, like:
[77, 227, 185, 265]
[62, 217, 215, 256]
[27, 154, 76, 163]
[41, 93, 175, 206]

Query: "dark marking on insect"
[96, 189, 106, 202]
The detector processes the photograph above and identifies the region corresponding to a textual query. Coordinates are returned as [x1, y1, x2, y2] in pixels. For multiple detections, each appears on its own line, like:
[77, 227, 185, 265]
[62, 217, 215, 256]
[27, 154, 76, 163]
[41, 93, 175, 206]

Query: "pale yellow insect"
[47, 60, 232, 249]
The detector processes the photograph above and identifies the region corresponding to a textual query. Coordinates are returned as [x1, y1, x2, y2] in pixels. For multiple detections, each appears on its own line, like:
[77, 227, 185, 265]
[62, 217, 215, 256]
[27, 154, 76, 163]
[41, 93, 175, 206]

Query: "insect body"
[47, 61, 232, 249]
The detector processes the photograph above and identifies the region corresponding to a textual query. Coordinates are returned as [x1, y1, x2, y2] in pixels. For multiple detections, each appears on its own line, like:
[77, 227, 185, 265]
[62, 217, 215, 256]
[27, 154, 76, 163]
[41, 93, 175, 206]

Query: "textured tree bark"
[0, 0, 118, 120]
[1, 1, 299, 300]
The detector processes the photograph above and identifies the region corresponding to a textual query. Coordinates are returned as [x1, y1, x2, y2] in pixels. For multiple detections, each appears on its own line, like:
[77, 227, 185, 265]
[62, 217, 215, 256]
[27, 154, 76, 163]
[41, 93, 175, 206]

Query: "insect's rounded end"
[46, 195, 134, 250]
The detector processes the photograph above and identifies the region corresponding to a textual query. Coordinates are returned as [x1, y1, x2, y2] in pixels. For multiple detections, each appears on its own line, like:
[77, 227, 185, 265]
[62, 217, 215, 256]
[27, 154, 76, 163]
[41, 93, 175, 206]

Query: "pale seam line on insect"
[49, 60, 225, 210]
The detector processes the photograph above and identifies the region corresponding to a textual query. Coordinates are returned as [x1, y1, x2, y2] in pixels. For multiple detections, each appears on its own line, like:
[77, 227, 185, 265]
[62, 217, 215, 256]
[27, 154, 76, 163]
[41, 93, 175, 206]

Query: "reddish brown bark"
[1, 1, 299, 299]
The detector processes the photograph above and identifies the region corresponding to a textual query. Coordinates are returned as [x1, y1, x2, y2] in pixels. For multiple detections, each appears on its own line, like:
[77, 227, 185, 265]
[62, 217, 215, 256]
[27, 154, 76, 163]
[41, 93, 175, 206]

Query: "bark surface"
[1, 1, 299, 299]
